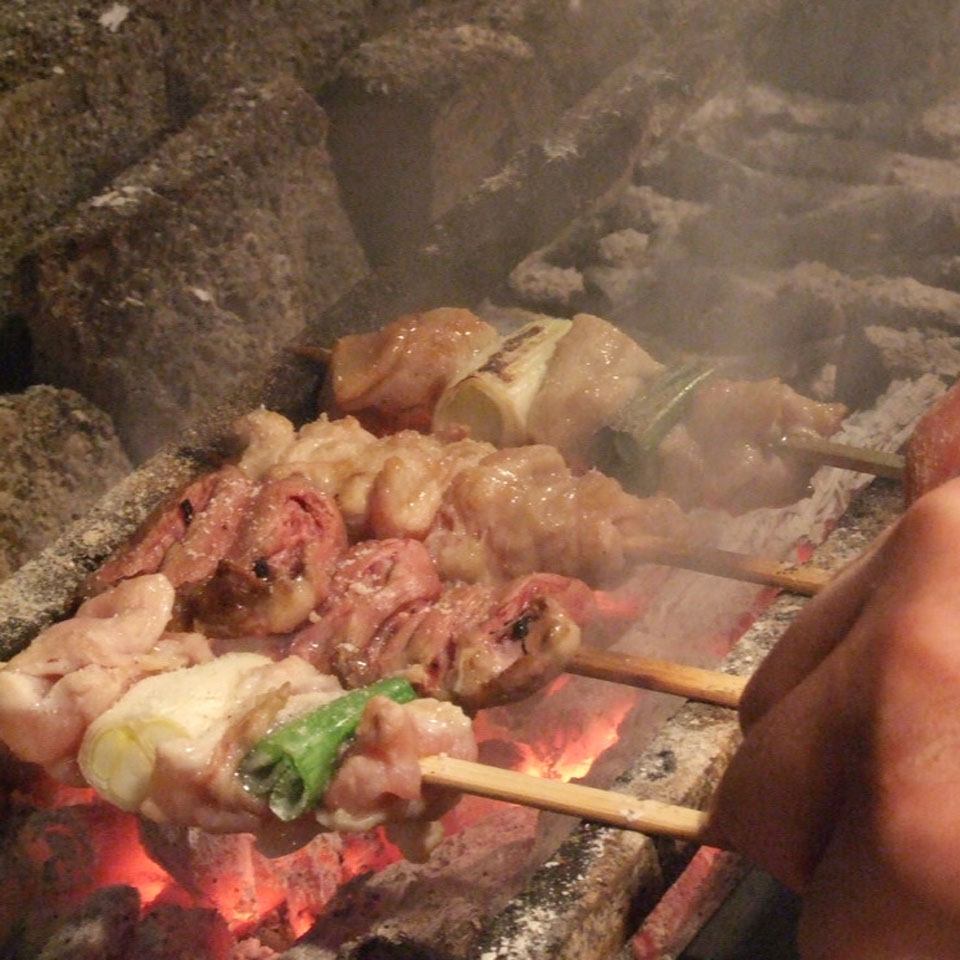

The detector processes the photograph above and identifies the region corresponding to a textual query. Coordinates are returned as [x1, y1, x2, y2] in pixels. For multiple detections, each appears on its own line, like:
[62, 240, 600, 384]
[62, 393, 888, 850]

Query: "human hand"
[705, 478, 960, 959]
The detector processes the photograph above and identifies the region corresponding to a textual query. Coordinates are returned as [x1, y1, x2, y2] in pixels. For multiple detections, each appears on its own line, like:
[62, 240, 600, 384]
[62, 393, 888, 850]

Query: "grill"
[2, 2, 960, 957]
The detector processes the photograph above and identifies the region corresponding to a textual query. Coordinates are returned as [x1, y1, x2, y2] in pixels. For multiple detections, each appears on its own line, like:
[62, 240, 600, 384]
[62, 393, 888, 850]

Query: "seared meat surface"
[87, 466, 255, 594]
[331, 307, 499, 434]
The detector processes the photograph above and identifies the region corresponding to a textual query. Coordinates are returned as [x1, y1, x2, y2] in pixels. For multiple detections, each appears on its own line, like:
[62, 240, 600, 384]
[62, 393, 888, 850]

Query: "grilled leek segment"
[433, 318, 572, 446]
[240, 677, 417, 821]
[592, 360, 717, 495]
[78, 652, 271, 811]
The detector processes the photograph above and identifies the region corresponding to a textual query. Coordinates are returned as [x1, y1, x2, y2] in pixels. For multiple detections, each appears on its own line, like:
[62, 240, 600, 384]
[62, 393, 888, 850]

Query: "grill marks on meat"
[658, 378, 847, 512]
[187, 477, 348, 637]
[0, 575, 212, 779]
[905, 379, 960, 505]
[330, 308, 499, 434]
[87, 466, 256, 595]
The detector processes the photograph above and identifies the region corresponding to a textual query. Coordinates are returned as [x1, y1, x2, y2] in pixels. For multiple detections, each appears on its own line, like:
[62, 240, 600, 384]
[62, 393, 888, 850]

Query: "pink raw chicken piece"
[0, 574, 211, 777]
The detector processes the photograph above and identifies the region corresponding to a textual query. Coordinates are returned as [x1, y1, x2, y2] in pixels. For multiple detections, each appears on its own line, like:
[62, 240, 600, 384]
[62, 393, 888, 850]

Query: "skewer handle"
[420, 756, 709, 841]
[570, 648, 747, 709]
[777, 435, 904, 481]
[642, 538, 830, 597]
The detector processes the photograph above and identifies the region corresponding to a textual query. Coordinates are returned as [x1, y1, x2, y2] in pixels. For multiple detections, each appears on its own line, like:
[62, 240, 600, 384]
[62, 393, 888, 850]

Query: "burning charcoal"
[139, 822, 346, 942]
[130, 905, 231, 960]
[37, 885, 139, 960]
[0, 387, 130, 581]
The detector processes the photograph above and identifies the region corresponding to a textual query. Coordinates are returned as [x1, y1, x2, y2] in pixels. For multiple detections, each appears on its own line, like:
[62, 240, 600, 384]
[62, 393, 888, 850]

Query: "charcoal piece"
[25, 77, 367, 461]
[636, 138, 845, 213]
[324, 24, 560, 264]
[0, 386, 130, 582]
[38, 886, 140, 960]
[607, 258, 848, 356]
[131, 905, 232, 960]
[749, 0, 960, 101]
[837, 323, 960, 408]
[407, 0, 658, 108]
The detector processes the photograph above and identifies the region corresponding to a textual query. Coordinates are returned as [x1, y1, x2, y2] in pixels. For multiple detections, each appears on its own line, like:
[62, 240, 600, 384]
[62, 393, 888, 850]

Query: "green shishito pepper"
[240, 677, 417, 821]
[592, 360, 716, 496]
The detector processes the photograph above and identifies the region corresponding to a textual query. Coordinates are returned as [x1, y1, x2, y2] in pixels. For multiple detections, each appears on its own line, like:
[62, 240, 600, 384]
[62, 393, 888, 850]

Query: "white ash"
[97, 3, 129, 32]
[509, 254, 584, 307]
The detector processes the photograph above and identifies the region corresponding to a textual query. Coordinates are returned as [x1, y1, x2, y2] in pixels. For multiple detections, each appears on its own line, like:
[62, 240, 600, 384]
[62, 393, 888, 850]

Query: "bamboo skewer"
[641, 536, 831, 596]
[290, 344, 333, 364]
[777, 435, 904, 481]
[420, 755, 709, 841]
[569, 648, 746, 709]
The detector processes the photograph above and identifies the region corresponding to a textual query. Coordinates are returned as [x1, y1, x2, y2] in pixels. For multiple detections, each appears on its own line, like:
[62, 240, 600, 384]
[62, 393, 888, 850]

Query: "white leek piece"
[78, 653, 270, 811]
[432, 317, 572, 446]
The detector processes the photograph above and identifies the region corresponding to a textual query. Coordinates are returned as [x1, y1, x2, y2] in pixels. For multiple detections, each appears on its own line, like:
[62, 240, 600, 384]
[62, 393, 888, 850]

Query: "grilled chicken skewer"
[232, 411, 832, 595]
[323, 309, 850, 513]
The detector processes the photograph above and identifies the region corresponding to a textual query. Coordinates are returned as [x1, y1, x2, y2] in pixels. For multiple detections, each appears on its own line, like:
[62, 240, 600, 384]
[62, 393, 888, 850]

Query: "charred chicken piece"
[86, 466, 256, 595]
[289, 537, 443, 672]
[288, 537, 634, 711]
[186, 476, 348, 637]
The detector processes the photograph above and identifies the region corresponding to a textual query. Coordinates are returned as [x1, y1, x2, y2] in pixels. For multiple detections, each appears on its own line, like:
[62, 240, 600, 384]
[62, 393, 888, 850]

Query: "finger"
[739, 538, 884, 730]
[705, 634, 859, 889]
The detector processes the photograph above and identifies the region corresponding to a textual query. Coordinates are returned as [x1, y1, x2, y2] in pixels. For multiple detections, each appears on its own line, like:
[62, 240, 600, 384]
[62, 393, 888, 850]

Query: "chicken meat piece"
[234, 413, 688, 586]
[425, 444, 689, 584]
[321, 696, 477, 860]
[0, 575, 212, 780]
[289, 536, 635, 711]
[78, 652, 476, 853]
[235, 412, 494, 540]
[289, 538, 443, 673]
[904, 379, 960, 505]
[330, 308, 499, 434]
[86, 653, 346, 834]
[185, 476, 348, 637]
[657, 378, 847, 512]
[87, 466, 256, 595]
[527, 313, 664, 468]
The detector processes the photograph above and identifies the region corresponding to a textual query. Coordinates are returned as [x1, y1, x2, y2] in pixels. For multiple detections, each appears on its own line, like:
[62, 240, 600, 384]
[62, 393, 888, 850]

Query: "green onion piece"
[592, 360, 716, 496]
[239, 677, 417, 821]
